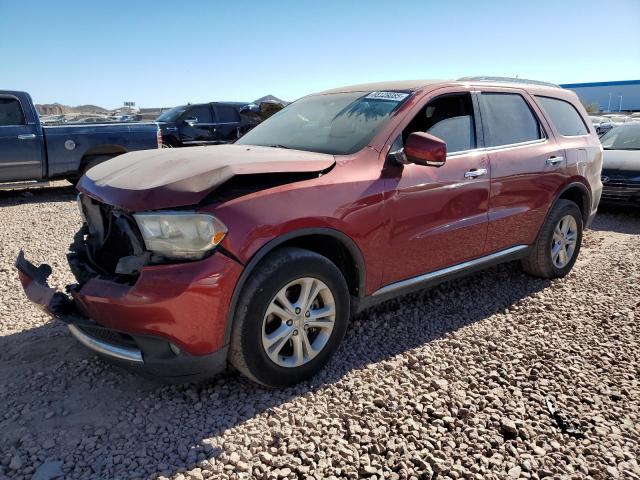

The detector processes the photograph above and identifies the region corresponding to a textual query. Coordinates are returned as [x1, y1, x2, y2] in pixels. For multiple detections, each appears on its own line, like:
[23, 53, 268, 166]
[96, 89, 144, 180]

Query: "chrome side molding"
[68, 324, 144, 363]
[372, 245, 528, 297]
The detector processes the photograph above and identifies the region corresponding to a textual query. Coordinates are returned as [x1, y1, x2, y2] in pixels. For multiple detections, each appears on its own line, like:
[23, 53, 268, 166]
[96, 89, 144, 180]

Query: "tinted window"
[215, 105, 240, 123]
[0, 97, 26, 126]
[536, 96, 589, 136]
[184, 105, 212, 123]
[403, 93, 476, 153]
[156, 106, 187, 122]
[480, 93, 542, 147]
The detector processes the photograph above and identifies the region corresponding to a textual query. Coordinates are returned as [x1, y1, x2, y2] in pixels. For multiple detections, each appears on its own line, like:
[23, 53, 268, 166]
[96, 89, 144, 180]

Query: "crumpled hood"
[77, 144, 335, 211]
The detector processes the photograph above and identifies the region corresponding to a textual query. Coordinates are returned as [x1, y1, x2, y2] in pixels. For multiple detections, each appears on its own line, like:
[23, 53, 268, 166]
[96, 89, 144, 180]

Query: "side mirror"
[183, 117, 198, 126]
[404, 132, 447, 167]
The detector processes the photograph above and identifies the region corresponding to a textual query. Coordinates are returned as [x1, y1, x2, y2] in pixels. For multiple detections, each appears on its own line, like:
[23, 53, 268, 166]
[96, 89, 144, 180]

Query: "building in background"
[560, 80, 640, 113]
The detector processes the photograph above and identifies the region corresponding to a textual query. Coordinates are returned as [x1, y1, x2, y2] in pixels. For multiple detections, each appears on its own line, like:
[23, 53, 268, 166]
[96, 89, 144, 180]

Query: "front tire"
[522, 199, 583, 278]
[229, 247, 350, 387]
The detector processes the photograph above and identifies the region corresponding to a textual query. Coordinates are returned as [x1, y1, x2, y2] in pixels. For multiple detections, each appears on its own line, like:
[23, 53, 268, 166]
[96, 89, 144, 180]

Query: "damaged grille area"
[69, 194, 149, 286]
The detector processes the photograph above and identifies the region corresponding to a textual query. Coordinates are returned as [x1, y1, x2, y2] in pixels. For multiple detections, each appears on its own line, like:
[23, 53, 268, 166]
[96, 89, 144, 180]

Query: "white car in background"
[590, 115, 615, 135]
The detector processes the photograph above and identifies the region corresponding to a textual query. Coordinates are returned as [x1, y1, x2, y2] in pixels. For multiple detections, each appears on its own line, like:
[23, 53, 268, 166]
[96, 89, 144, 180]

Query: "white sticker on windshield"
[365, 91, 409, 102]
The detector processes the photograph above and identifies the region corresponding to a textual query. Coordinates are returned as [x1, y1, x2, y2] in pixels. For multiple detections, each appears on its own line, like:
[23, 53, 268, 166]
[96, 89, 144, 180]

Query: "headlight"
[133, 211, 227, 260]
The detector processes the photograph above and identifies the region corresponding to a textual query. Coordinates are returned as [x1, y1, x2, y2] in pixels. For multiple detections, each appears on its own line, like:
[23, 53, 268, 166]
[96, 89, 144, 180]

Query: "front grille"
[602, 178, 640, 203]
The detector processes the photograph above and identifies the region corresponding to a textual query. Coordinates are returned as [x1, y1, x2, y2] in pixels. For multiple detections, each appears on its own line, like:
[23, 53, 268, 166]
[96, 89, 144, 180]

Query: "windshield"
[600, 125, 640, 150]
[236, 91, 411, 155]
[156, 106, 187, 122]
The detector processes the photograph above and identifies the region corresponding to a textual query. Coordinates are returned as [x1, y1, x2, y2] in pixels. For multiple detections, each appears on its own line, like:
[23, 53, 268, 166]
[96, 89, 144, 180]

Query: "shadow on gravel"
[0, 184, 77, 207]
[0, 260, 551, 478]
[590, 204, 640, 235]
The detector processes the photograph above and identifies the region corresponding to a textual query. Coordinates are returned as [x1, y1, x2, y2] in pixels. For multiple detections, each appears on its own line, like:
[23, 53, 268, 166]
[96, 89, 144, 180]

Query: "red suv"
[17, 77, 603, 386]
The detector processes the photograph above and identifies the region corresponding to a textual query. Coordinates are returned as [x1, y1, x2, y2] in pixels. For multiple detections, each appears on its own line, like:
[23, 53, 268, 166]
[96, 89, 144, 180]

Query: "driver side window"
[182, 105, 213, 124]
[401, 93, 477, 154]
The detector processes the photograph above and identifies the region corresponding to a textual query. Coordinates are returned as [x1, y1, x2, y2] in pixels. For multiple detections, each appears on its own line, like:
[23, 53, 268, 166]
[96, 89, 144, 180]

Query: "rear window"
[536, 96, 589, 136]
[0, 97, 25, 126]
[479, 93, 542, 147]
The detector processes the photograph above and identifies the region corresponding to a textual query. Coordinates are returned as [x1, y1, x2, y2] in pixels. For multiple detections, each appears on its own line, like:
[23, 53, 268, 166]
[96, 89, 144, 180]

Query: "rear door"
[179, 104, 216, 145]
[212, 104, 241, 142]
[478, 89, 566, 252]
[0, 94, 44, 182]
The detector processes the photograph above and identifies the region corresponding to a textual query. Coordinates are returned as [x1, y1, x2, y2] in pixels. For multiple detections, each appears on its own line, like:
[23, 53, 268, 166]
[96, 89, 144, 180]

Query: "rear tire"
[522, 199, 583, 278]
[229, 247, 350, 387]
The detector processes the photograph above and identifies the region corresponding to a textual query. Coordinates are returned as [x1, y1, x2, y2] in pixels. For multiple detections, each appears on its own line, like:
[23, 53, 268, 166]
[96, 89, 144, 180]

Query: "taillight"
[157, 126, 163, 149]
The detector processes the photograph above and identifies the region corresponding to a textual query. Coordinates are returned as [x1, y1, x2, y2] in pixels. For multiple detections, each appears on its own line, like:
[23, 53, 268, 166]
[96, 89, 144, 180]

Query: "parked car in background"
[600, 123, 640, 206]
[0, 90, 161, 186]
[603, 114, 634, 126]
[156, 102, 261, 147]
[589, 115, 615, 135]
[17, 77, 602, 386]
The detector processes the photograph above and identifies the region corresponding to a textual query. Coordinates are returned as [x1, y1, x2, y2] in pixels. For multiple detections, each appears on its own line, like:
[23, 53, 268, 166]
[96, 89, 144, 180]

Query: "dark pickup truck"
[156, 102, 261, 148]
[0, 90, 161, 186]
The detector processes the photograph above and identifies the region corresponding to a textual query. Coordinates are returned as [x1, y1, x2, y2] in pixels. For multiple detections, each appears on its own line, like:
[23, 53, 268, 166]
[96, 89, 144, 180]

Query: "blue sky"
[1, 0, 639, 108]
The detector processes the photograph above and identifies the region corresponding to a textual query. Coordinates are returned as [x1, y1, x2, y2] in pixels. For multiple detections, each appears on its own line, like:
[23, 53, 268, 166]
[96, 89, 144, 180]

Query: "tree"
[578, 96, 599, 114]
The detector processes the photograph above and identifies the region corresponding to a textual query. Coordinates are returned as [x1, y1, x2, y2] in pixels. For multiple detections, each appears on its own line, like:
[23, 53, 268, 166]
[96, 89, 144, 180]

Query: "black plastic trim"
[223, 227, 366, 345]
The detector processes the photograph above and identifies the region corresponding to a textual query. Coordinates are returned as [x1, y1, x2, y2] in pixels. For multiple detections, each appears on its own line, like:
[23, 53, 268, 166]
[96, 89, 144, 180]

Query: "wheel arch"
[555, 181, 591, 224]
[223, 228, 366, 345]
[79, 144, 128, 170]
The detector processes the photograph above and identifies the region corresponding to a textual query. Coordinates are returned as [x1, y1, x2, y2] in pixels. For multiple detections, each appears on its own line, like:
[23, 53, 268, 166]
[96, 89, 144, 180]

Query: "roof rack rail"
[457, 76, 560, 88]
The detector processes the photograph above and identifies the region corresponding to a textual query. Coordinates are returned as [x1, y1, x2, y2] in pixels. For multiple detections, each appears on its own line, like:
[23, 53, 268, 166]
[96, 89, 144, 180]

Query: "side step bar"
[372, 245, 529, 298]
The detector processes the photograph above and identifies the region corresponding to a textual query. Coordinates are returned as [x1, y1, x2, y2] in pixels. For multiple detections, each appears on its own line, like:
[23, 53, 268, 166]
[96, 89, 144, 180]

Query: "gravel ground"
[0, 185, 639, 480]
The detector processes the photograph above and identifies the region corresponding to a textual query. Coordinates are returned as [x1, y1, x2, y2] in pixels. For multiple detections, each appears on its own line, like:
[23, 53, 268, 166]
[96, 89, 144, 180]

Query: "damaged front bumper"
[15, 250, 242, 381]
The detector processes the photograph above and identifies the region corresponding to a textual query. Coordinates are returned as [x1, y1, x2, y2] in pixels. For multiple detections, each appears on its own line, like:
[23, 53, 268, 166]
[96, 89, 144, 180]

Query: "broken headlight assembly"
[133, 211, 227, 261]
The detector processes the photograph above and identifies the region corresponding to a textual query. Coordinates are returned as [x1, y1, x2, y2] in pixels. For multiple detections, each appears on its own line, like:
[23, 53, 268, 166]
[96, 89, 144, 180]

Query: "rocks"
[500, 419, 518, 439]
[32, 460, 64, 480]
[430, 378, 449, 390]
[0, 189, 639, 480]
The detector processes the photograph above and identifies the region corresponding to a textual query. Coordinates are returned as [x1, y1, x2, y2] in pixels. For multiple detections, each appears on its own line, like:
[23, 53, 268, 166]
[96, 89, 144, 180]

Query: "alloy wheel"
[261, 277, 336, 368]
[551, 214, 578, 268]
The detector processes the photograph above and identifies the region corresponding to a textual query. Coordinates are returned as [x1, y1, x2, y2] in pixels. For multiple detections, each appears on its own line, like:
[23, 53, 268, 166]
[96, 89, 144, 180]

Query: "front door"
[382, 90, 490, 286]
[179, 105, 216, 145]
[477, 90, 567, 252]
[0, 95, 44, 182]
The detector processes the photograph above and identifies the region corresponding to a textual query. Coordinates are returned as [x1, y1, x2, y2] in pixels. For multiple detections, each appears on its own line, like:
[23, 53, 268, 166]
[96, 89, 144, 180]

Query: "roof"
[560, 80, 640, 88]
[314, 77, 564, 95]
[316, 80, 445, 94]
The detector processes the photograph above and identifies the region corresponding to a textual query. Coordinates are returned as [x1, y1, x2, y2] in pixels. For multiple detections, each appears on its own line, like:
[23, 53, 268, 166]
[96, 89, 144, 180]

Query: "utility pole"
[607, 92, 612, 112]
[618, 96, 623, 112]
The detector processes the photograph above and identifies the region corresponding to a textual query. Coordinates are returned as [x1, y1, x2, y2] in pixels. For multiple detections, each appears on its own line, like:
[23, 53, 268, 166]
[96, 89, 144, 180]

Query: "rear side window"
[215, 105, 240, 123]
[479, 93, 542, 147]
[0, 97, 26, 126]
[536, 96, 589, 136]
[184, 105, 212, 123]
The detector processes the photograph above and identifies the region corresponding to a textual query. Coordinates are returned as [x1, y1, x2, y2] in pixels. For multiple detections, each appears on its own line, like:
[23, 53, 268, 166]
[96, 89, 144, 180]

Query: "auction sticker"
[365, 91, 409, 101]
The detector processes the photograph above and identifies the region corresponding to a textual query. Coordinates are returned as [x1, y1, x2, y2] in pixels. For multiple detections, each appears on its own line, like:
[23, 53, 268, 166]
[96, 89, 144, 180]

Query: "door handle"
[18, 134, 36, 140]
[464, 168, 488, 179]
[546, 156, 564, 165]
